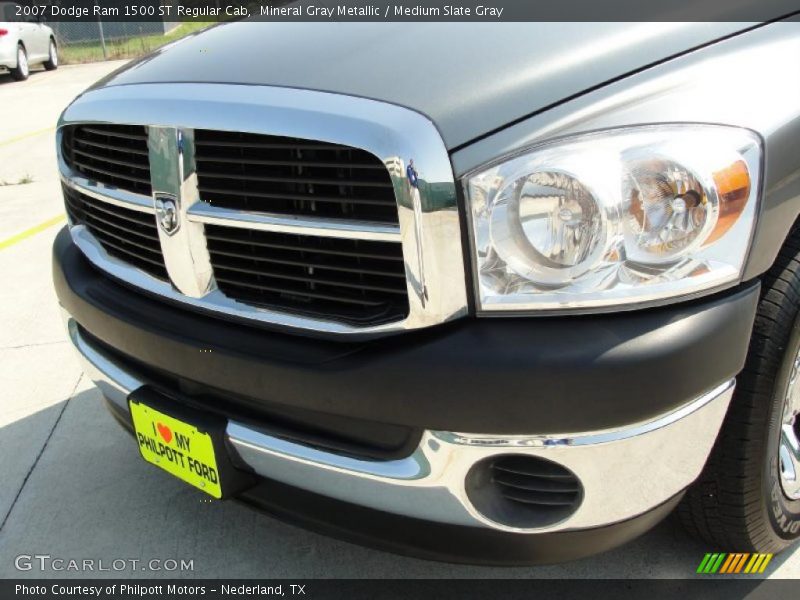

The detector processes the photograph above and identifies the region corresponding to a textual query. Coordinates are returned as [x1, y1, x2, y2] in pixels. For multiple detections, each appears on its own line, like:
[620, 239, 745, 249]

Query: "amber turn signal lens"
[707, 159, 751, 245]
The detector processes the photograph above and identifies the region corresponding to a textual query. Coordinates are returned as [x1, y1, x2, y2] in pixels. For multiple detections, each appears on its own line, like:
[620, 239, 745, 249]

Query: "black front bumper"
[53, 227, 759, 436]
[101, 391, 683, 566]
[53, 227, 760, 563]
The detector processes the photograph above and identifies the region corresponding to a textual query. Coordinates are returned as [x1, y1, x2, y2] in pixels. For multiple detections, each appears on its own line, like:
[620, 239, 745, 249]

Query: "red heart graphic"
[156, 423, 172, 444]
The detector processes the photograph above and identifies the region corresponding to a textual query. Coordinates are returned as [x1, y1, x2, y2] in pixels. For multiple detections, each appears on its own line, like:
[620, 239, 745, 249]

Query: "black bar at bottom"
[0, 579, 780, 600]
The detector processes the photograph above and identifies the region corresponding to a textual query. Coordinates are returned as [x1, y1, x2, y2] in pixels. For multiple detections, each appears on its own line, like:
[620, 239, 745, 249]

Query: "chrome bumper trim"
[64, 311, 733, 534]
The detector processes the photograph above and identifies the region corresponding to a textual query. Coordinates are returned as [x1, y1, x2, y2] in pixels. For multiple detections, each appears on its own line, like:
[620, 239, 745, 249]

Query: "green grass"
[59, 22, 212, 65]
[0, 174, 34, 186]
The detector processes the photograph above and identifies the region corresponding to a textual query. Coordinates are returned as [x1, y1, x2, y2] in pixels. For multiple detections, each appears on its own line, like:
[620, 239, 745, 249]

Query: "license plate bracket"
[128, 387, 254, 499]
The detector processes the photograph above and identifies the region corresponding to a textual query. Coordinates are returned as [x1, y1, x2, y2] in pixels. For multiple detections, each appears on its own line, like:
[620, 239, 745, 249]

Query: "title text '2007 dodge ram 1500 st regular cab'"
[52, 19, 800, 564]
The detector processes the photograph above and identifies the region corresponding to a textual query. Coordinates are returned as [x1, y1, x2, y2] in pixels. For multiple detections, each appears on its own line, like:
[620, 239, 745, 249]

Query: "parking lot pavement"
[0, 61, 798, 581]
[0, 61, 128, 241]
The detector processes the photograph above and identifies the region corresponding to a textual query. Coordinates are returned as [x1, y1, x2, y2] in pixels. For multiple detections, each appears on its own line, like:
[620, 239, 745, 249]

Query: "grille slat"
[209, 248, 406, 278]
[83, 215, 161, 246]
[90, 233, 166, 268]
[214, 277, 388, 308]
[69, 160, 152, 187]
[71, 197, 155, 228]
[204, 231, 404, 261]
[213, 263, 408, 295]
[79, 126, 148, 142]
[197, 186, 393, 207]
[63, 185, 167, 280]
[71, 137, 150, 157]
[194, 130, 399, 224]
[71, 148, 151, 172]
[65, 191, 159, 242]
[195, 139, 349, 151]
[206, 225, 409, 324]
[63, 124, 151, 196]
[198, 171, 394, 189]
[196, 156, 386, 170]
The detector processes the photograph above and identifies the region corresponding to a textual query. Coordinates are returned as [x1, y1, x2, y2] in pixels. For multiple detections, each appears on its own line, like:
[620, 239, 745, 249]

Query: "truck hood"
[92, 22, 755, 149]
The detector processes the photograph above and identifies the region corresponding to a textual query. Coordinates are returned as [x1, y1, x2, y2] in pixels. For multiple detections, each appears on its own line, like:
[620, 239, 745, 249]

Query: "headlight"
[465, 125, 761, 313]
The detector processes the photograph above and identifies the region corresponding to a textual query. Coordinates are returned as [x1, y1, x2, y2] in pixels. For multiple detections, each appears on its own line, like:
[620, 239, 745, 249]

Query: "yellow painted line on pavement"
[0, 125, 56, 148]
[0, 214, 65, 251]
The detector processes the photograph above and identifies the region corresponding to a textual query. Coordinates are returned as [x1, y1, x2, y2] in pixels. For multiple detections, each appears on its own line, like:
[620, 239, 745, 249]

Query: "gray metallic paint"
[79, 19, 800, 295]
[451, 21, 800, 283]
[87, 22, 756, 149]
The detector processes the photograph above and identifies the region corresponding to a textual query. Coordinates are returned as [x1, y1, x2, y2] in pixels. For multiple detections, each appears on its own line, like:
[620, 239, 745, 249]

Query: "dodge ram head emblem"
[154, 194, 179, 235]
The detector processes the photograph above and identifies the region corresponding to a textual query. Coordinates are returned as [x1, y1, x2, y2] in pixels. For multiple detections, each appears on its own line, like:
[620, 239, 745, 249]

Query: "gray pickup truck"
[53, 19, 800, 564]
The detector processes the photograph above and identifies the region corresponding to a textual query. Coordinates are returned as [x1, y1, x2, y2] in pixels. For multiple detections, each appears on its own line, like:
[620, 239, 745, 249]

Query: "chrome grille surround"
[57, 84, 468, 336]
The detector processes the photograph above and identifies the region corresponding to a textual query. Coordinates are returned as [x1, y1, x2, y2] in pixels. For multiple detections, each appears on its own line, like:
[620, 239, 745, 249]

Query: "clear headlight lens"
[465, 126, 760, 312]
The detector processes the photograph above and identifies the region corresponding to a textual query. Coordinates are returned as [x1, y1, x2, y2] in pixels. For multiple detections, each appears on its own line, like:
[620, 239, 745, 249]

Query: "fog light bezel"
[465, 454, 584, 530]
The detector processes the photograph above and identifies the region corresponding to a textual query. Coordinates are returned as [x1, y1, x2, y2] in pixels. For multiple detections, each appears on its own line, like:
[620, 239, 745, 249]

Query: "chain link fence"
[6, 1, 293, 65]
[35, 1, 216, 64]
[51, 19, 210, 64]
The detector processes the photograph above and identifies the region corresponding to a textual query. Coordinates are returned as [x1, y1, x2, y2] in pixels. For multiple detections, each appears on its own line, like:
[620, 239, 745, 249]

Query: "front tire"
[43, 39, 58, 71]
[679, 227, 800, 552]
[9, 45, 29, 81]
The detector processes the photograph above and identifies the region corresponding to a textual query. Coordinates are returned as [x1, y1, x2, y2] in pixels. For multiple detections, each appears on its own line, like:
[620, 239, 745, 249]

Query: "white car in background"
[0, 2, 57, 81]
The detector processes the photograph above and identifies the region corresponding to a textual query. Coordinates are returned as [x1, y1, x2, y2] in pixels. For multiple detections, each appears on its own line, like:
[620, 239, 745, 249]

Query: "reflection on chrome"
[64, 311, 735, 534]
[58, 83, 468, 336]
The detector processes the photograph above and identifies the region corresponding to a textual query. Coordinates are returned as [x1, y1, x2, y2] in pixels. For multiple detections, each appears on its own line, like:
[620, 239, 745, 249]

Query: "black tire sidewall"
[763, 302, 800, 543]
[43, 40, 57, 70]
[11, 46, 28, 81]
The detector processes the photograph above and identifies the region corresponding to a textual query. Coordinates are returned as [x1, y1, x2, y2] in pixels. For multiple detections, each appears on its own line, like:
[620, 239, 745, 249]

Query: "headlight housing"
[465, 125, 761, 313]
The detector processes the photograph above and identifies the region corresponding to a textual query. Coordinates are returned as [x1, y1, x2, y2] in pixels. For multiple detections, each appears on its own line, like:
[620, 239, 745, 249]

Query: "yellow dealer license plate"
[129, 400, 222, 498]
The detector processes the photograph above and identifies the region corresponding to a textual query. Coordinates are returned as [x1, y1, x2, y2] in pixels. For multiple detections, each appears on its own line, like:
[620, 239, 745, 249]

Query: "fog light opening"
[466, 455, 583, 529]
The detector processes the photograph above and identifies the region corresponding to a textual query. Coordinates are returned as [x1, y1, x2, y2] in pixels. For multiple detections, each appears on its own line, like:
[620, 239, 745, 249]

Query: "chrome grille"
[60, 126, 409, 325]
[57, 84, 468, 335]
[195, 130, 399, 224]
[63, 185, 167, 280]
[62, 124, 151, 196]
[206, 225, 409, 324]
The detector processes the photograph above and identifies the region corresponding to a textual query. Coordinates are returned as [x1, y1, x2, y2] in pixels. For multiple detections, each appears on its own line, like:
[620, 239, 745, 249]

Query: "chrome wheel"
[780, 347, 800, 500]
[17, 48, 28, 78]
[49, 41, 57, 67]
